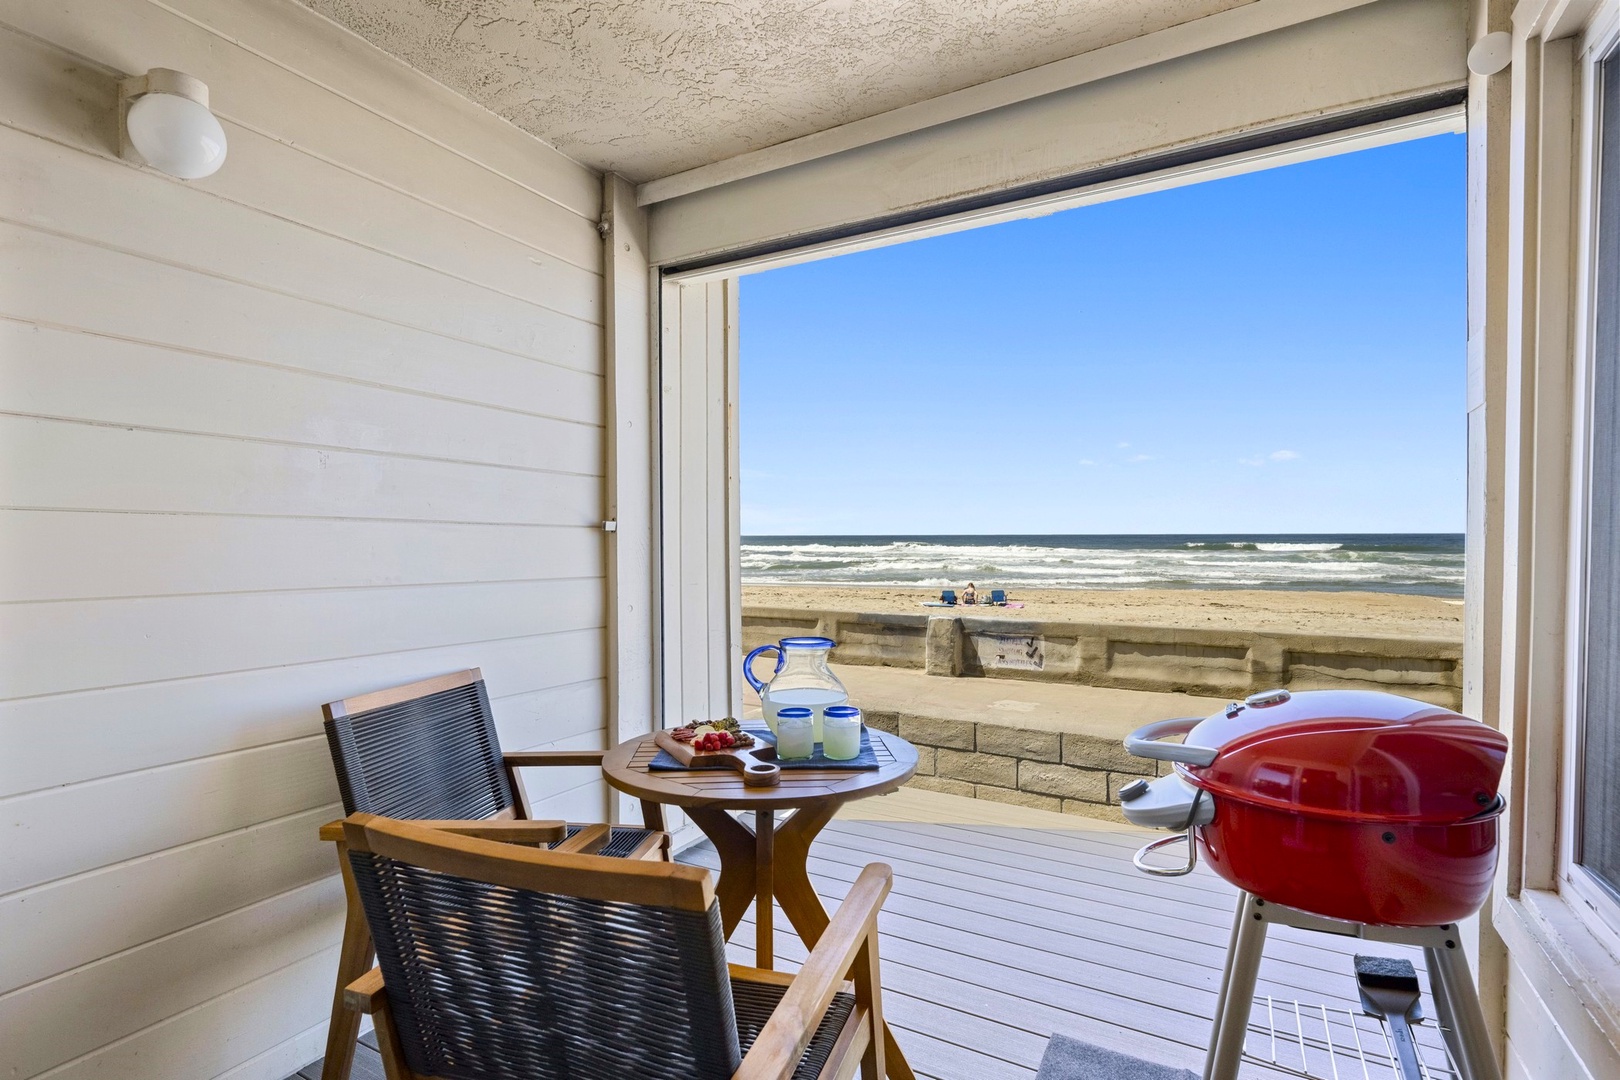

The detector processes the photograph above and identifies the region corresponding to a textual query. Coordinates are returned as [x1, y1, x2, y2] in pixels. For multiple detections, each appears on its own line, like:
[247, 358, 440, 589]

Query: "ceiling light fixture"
[119, 68, 228, 180]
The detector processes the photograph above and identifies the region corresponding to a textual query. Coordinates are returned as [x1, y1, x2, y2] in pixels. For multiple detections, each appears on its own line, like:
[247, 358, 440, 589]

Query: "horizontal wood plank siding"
[0, 2, 607, 1077]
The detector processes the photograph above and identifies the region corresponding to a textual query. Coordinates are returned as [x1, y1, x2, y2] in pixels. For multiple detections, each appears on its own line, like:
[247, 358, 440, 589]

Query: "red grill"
[1121, 689, 1508, 926]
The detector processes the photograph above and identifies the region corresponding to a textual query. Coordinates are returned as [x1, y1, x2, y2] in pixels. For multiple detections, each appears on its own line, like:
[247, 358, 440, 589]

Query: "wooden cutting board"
[652, 730, 782, 787]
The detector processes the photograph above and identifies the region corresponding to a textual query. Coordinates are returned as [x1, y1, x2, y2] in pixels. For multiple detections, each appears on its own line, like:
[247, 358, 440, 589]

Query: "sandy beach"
[743, 584, 1463, 640]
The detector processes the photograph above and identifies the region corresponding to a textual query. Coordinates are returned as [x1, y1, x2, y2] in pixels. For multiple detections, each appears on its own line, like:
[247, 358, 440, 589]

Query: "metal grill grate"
[1242, 996, 1462, 1080]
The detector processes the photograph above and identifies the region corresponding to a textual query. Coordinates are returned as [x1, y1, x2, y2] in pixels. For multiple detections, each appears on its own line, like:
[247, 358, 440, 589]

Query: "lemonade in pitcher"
[744, 636, 848, 743]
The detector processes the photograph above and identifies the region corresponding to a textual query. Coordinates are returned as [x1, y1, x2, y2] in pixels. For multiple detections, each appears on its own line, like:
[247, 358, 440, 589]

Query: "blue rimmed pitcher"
[743, 636, 849, 741]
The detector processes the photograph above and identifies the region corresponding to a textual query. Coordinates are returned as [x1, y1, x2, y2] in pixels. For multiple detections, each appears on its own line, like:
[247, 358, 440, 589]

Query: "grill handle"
[1123, 717, 1219, 767]
[1133, 831, 1199, 877]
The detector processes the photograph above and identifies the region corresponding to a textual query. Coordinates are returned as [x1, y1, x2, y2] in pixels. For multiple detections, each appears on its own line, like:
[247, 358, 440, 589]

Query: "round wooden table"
[602, 727, 919, 1080]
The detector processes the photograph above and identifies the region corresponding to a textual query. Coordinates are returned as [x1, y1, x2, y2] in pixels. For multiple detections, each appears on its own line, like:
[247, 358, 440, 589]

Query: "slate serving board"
[649, 725, 880, 771]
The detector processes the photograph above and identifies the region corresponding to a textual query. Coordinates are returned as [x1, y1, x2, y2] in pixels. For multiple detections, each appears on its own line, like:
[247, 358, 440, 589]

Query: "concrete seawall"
[744, 605, 1463, 710]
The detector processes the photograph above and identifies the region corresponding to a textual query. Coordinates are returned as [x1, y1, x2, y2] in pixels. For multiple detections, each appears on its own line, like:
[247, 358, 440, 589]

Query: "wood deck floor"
[292, 794, 1457, 1080]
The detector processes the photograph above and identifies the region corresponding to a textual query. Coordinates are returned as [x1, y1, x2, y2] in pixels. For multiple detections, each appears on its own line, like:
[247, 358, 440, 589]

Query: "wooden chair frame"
[339, 814, 891, 1080]
[318, 670, 669, 1080]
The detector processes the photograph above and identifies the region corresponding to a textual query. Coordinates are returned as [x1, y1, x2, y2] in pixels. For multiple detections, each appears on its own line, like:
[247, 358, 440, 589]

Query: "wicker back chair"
[325, 672, 512, 821]
[323, 669, 665, 858]
[316, 670, 668, 1080]
[340, 814, 892, 1080]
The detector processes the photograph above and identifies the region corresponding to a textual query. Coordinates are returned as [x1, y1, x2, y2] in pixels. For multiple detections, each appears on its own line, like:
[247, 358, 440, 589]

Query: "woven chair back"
[323, 674, 514, 820]
[345, 817, 741, 1080]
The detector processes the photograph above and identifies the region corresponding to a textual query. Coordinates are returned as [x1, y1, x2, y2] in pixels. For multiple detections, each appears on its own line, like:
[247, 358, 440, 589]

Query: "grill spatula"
[1355, 955, 1424, 1080]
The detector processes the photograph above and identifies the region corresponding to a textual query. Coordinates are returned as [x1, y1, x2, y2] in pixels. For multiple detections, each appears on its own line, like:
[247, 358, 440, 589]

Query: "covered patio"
[6, 1, 1620, 1079]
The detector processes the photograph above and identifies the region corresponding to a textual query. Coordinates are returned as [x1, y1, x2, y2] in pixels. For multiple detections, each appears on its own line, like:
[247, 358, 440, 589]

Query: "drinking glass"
[822, 706, 863, 760]
[775, 706, 814, 760]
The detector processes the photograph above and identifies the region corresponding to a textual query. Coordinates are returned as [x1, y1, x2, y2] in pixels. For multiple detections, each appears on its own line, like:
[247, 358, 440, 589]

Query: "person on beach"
[962, 582, 977, 605]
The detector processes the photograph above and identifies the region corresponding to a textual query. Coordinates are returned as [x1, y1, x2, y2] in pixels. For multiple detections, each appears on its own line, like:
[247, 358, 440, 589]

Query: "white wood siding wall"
[0, 2, 608, 1077]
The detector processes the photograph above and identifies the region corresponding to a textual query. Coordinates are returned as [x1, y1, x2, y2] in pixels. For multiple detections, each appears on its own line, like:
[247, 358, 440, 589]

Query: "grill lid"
[1178, 689, 1508, 825]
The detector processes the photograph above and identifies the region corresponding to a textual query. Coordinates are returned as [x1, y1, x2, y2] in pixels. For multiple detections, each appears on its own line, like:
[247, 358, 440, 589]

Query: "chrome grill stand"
[1205, 893, 1502, 1080]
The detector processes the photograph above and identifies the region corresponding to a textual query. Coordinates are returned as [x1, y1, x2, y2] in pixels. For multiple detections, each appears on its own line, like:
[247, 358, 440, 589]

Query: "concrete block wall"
[863, 709, 1164, 819]
[746, 607, 1463, 709]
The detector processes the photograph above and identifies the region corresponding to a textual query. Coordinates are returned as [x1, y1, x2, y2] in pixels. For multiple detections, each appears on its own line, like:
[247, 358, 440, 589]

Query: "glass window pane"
[1581, 52, 1620, 902]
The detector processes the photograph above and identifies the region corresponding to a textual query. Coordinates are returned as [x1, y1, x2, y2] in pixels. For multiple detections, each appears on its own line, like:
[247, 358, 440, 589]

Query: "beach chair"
[338, 813, 893, 1080]
[940, 589, 957, 605]
[989, 589, 1007, 606]
[316, 669, 668, 1080]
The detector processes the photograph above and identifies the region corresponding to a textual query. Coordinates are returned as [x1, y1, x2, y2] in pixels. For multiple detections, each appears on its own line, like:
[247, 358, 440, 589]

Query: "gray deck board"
[285, 817, 1457, 1080]
[691, 820, 1451, 1080]
[296, 1044, 385, 1080]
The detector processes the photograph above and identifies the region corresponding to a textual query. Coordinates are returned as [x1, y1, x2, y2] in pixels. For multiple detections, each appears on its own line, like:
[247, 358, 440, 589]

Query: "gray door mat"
[1036, 1034, 1200, 1080]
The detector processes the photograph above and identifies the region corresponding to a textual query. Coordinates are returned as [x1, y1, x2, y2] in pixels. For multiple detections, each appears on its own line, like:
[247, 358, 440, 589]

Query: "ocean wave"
[740, 534, 1463, 596]
[1254, 542, 1343, 552]
[1185, 541, 1344, 552]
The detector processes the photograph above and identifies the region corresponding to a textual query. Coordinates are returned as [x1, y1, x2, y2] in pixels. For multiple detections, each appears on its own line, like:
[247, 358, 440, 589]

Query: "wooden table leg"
[639, 799, 667, 832]
[685, 805, 758, 938]
[321, 843, 375, 1080]
[755, 809, 774, 969]
[774, 804, 915, 1080]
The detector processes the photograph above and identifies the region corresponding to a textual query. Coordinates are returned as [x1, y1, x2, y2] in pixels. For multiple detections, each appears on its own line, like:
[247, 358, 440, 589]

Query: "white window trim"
[1485, 0, 1620, 1060]
[1559, 0, 1620, 948]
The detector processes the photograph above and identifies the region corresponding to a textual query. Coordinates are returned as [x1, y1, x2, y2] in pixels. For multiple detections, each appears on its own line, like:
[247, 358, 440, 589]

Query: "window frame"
[1560, 0, 1620, 953]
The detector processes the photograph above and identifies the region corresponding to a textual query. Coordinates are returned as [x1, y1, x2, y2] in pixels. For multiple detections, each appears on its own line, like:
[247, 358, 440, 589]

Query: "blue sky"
[739, 134, 1466, 536]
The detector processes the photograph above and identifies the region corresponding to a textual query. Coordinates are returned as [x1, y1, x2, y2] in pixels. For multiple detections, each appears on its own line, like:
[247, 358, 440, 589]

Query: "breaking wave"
[741, 534, 1464, 597]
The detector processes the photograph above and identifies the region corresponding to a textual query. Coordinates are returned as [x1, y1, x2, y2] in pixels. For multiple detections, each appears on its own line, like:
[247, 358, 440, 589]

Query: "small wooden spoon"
[654, 730, 782, 787]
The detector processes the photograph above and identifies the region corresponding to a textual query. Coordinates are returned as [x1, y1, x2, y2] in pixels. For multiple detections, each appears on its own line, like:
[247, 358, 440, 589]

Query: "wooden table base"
[685, 804, 916, 1080]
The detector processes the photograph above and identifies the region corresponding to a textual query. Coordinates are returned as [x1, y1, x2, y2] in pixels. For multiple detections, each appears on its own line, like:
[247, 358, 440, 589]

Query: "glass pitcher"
[744, 636, 848, 742]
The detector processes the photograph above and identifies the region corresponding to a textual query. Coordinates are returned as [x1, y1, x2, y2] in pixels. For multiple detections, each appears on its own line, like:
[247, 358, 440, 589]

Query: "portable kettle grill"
[1121, 689, 1508, 1080]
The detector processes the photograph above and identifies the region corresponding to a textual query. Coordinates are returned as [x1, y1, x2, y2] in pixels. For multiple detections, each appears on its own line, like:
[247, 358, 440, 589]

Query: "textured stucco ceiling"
[302, 0, 1260, 183]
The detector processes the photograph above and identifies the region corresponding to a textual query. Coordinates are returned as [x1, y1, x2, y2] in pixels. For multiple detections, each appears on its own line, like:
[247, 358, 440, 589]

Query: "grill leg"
[1204, 893, 1247, 1080]
[1424, 938, 1502, 1080]
[1206, 893, 1268, 1080]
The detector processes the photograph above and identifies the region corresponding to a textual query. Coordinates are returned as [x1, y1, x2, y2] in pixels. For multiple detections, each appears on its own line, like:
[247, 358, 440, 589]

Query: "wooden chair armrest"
[732, 863, 893, 1080]
[550, 822, 610, 854]
[319, 818, 568, 845]
[343, 967, 386, 1015]
[730, 964, 853, 995]
[410, 819, 569, 844]
[503, 750, 605, 768]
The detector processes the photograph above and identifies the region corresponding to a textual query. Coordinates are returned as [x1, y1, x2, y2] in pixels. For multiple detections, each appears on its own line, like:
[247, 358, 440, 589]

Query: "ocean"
[740, 534, 1465, 597]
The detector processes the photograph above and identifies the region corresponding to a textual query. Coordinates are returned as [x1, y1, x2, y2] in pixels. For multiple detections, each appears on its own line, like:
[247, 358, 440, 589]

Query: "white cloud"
[1240, 449, 1302, 467]
[1116, 441, 1131, 449]
[1078, 458, 1096, 467]
[1126, 453, 1155, 463]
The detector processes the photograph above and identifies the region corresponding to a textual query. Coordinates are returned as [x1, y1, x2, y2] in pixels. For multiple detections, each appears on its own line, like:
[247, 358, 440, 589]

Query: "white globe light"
[1467, 31, 1513, 77]
[126, 91, 228, 180]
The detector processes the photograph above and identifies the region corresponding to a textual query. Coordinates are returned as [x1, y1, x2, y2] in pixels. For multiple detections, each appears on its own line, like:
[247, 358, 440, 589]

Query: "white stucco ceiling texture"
[300, 0, 1259, 182]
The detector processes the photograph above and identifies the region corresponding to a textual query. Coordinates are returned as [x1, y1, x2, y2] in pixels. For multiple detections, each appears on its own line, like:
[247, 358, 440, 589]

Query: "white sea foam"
[740, 535, 1463, 596]
[1254, 542, 1344, 552]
